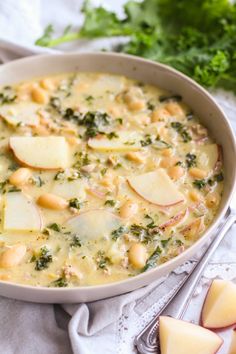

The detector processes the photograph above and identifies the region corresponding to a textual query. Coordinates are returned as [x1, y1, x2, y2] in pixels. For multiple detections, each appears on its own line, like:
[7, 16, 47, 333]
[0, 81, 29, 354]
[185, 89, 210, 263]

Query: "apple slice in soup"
[10, 136, 69, 169]
[88, 131, 142, 151]
[127, 169, 184, 206]
[65, 210, 122, 240]
[159, 316, 223, 354]
[197, 144, 219, 172]
[0, 102, 40, 127]
[201, 279, 236, 329]
[3, 192, 42, 231]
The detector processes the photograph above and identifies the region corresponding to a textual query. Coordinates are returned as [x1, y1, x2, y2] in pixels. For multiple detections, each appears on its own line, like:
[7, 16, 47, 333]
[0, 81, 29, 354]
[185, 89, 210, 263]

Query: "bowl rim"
[0, 51, 235, 296]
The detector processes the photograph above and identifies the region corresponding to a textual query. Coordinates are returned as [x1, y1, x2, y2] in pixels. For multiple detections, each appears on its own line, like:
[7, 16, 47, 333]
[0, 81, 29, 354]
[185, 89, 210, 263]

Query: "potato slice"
[3, 192, 42, 231]
[0, 102, 40, 126]
[159, 316, 223, 354]
[88, 131, 142, 151]
[201, 279, 236, 329]
[127, 169, 184, 206]
[65, 209, 122, 240]
[10, 136, 69, 169]
[51, 179, 87, 200]
[197, 144, 219, 172]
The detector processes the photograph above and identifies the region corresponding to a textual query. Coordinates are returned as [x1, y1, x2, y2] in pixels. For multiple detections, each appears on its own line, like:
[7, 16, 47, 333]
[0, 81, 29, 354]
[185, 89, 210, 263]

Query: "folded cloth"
[1, 1, 236, 354]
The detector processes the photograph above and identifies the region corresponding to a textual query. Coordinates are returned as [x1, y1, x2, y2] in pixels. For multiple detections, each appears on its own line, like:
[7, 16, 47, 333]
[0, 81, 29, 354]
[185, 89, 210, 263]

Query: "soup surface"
[0, 72, 223, 287]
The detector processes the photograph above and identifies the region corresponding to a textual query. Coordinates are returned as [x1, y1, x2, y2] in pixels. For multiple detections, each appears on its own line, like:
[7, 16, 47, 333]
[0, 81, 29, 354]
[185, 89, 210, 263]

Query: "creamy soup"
[0, 73, 223, 287]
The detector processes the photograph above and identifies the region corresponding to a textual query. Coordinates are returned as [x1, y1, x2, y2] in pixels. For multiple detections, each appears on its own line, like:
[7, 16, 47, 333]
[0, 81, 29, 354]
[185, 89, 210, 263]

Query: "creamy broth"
[0, 73, 223, 287]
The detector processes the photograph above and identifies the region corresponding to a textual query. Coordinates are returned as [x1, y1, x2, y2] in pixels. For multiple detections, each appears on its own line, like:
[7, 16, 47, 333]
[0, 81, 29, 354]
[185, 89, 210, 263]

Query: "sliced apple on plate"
[0, 102, 40, 127]
[159, 316, 223, 354]
[197, 144, 219, 173]
[51, 179, 87, 200]
[65, 209, 122, 240]
[127, 169, 184, 207]
[3, 192, 42, 231]
[9, 136, 69, 169]
[228, 327, 236, 354]
[201, 279, 236, 329]
[88, 131, 142, 151]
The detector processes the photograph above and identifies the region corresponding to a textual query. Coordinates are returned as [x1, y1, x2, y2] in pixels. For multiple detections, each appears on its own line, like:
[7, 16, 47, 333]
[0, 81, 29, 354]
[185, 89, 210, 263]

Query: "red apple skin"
[127, 180, 184, 208]
[200, 281, 236, 330]
[9, 141, 65, 171]
[159, 209, 188, 230]
[159, 316, 223, 354]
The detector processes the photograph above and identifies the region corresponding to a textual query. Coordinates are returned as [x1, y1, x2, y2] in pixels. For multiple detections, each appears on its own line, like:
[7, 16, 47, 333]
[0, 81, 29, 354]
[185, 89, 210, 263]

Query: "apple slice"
[51, 179, 87, 200]
[88, 131, 142, 151]
[127, 169, 184, 206]
[201, 279, 236, 329]
[228, 327, 236, 354]
[197, 144, 219, 173]
[159, 316, 223, 354]
[0, 102, 40, 127]
[3, 192, 42, 231]
[10, 136, 69, 169]
[65, 209, 122, 240]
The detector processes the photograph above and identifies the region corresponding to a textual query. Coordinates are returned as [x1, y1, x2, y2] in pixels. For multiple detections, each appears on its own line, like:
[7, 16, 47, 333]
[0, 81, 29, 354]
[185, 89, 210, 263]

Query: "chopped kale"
[159, 94, 182, 103]
[215, 172, 224, 182]
[0, 86, 17, 105]
[171, 122, 192, 143]
[35, 246, 53, 271]
[193, 179, 207, 189]
[47, 223, 61, 232]
[49, 96, 62, 113]
[54, 170, 66, 181]
[186, 153, 197, 168]
[70, 235, 82, 248]
[111, 225, 127, 241]
[161, 238, 171, 247]
[106, 131, 118, 139]
[142, 246, 162, 272]
[78, 111, 111, 139]
[96, 250, 111, 270]
[51, 276, 68, 287]
[140, 134, 152, 147]
[104, 199, 116, 207]
[69, 198, 82, 210]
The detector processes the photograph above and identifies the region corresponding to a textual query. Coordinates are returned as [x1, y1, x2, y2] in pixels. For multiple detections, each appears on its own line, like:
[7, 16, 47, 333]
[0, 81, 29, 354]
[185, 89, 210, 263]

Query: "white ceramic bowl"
[0, 52, 235, 303]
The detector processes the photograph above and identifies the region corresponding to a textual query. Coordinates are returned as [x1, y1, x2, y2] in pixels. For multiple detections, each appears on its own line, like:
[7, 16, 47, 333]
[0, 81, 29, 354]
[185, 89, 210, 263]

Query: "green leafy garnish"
[193, 179, 207, 189]
[142, 246, 162, 272]
[47, 223, 61, 232]
[111, 225, 127, 241]
[171, 122, 192, 143]
[70, 235, 82, 248]
[104, 199, 116, 207]
[69, 198, 82, 210]
[51, 276, 68, 287]
[36, 0, 236, 92]
[35, 246, 53, 271]
[96, 250, 111, 270]
[186, 153, 197, 168]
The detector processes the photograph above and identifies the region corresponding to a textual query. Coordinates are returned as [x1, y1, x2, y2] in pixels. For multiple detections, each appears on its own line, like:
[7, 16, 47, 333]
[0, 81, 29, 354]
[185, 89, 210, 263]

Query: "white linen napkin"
[0, 1, 236, 354]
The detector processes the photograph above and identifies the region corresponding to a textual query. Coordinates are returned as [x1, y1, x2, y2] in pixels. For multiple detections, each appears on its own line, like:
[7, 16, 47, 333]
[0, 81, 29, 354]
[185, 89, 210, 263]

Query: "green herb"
[140, 134, 152, 147]
[54, 170, 66, 181]
[0, 86, 17, 105]
[186, 153, 197, 168]
[116, 118, 123, 125]
[161, 238, 171, 247]
[35, 246, 53, 271]
[51, 276, 68, 287]
[104, 199, 116, 207]
[130, 223, 159, 243]
[144, 215, 156, 229]
[73, 152, 91, 169]
[193, 179, 207, 189]
[8, 162, 19, 171]
[78, 111, 111, 138]
[31, 176, 45, 187]
[106, 131, 118, 139]
[49, 96, 62, 113]
[101, 168, 108, 176]
[47, 223, 61, 232]
[171, 122, 192, 143]
[142, 246, 162, 272]
[8, 187, 21, 193]
[96, 250, 111, 270]
[69, 198, 82, 210]
[70, 235, 82, 248]
[159, 95, 182, 102]
[215, 172, 224, 182]
[85, 95, 94, 103]
[35, 24, 54, 46]
[147, 101, 155, 111]
[111, 225, 127, 241]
